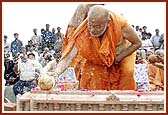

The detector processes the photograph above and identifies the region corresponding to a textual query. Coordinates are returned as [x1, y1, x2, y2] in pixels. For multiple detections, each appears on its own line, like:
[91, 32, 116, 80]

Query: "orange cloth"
[148, 63, 164, 90]
[148, 64, 158, 83]
[153, 68, 164, 90]
[147, 63, 158, 90]
[62, 13, 136, 90]
[62, 26, 75, 52]
[117, 51, 136, 90]
[62, 26, 86, 80]
[70, 54, 86, 80]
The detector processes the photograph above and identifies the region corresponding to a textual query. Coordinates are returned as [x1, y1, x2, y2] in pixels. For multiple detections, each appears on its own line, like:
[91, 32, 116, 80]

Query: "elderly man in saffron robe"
[62, 4, 101, 81]
[54, 5, 142, 90]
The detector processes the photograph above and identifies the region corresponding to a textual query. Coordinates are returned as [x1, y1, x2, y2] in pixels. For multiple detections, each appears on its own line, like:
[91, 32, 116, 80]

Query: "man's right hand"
[51, 71, 59, 78]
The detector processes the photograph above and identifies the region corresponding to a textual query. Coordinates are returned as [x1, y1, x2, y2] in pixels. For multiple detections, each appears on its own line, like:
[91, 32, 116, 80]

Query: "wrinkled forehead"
[88, 11, 109, 24]
[88, 17, 106, 24]
[88, 13, 109, 25]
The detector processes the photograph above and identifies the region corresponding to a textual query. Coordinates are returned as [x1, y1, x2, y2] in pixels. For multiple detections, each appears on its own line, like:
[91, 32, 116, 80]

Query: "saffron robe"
[62, 12, 136, 90]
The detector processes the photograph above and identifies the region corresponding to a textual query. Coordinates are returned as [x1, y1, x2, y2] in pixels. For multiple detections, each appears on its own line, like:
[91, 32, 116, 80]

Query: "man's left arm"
[115, 25, 142, 63]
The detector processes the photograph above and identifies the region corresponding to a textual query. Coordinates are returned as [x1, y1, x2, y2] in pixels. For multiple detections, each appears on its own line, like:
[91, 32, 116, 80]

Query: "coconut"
[38, 75, 55, 90]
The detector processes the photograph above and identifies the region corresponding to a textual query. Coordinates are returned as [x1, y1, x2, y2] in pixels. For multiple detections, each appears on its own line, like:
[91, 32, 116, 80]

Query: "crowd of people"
[3, 4, 165, 104]
[4, 24, 63, 102]
[133, 25, 164, 91]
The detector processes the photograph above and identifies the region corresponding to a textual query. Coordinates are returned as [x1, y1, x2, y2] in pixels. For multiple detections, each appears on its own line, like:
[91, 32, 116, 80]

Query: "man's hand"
[53, 72, 59, 78]
[53, 78, 59, 88]
[52, 72, 60, 88]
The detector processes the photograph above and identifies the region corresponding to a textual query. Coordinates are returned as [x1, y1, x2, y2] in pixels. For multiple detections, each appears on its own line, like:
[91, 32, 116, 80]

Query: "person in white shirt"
[141, 32, 153, 47]
[135, 26, 141, 38]
[13, 53, 42, 96]
[27, 46, 39, 61]
[150, 29, 162, 50]
[140, 32, 153, 60]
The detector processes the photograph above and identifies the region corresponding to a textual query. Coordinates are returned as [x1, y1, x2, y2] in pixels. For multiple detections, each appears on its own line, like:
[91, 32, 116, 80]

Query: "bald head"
[69, 4, 105, 29]
[87, 5, 110, 37]
[88, 5, 110, 21]
[148, 54, 158, 63]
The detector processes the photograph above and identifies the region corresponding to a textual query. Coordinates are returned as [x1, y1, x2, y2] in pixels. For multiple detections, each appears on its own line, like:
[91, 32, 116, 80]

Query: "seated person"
[147, 53, 164, 90]
[13, 53, 42, 96]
